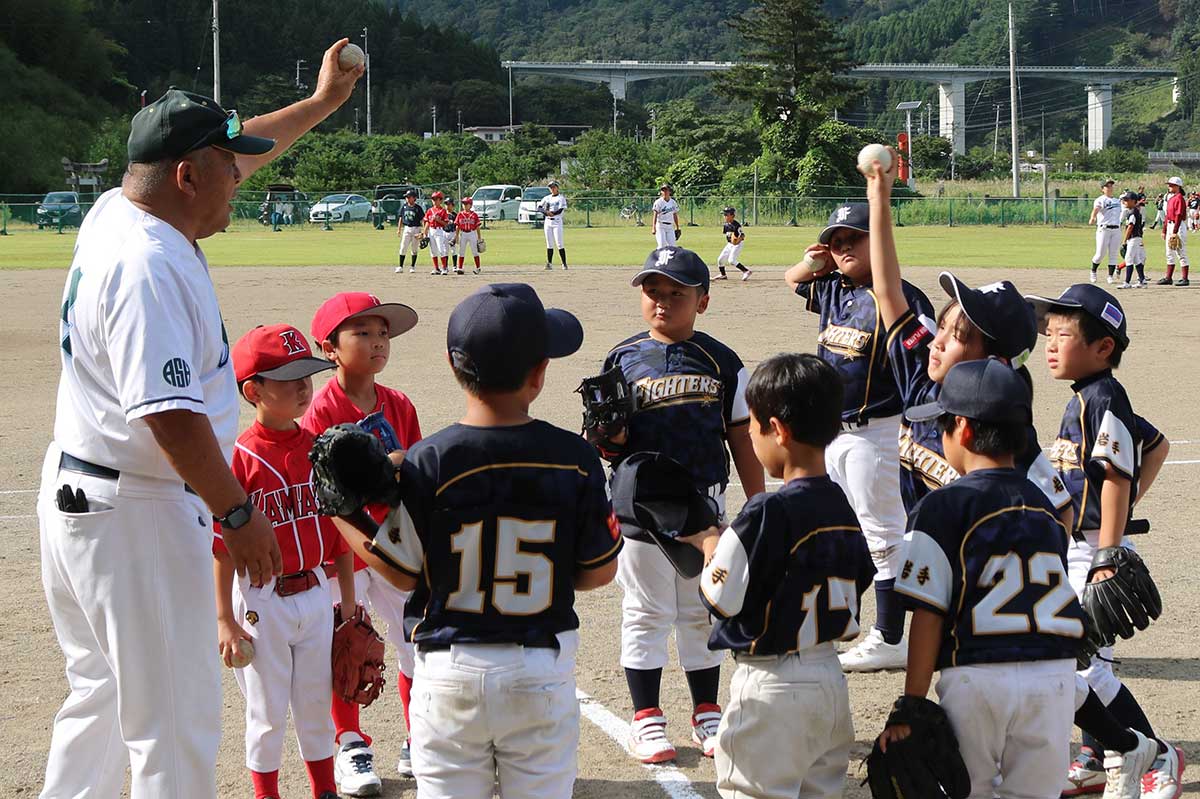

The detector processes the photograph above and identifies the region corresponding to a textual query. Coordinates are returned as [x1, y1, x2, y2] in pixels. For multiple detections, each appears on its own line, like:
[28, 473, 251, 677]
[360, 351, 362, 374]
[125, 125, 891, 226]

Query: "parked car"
[37, 191, 83, 228]
[309, 193, 372, 223]
[471, 184, 523, 221]
[370, 184, 422, 229]
[258, 184, 309, 226]
[518, 186, 552, 225]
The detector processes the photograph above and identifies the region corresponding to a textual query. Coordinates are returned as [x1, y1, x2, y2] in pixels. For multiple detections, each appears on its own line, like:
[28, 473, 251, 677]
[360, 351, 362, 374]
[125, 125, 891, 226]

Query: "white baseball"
[802, 251, 827, 273]
[338, 43, 365, 71]
[228, 638, 255, 669]
[857, 143, 892, 177]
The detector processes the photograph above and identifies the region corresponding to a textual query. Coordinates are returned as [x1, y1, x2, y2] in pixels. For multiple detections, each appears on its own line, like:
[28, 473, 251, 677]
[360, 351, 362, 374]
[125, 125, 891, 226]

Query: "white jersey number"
[972, 552, 1082, 637]
[796, 577, 861, 649]
[446, 519, 556, 616]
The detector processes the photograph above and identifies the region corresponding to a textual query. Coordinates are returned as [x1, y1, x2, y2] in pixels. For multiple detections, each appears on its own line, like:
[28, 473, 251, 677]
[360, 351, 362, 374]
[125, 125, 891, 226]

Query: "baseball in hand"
[803, 251, 827, 273]
[338, 43, 365, 71]
[857, 143, 893, 177]
[229, 638, 255, 669]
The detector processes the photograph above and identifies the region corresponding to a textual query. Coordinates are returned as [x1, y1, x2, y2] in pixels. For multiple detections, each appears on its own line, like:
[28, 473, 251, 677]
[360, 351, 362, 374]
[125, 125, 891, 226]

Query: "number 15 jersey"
[895, 468, 1085, 670]
[372, 420, 623, 649]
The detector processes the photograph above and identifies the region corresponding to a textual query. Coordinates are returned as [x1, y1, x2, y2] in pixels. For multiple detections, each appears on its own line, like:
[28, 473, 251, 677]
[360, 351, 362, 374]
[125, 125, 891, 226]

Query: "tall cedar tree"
[716, 0, 860, 123]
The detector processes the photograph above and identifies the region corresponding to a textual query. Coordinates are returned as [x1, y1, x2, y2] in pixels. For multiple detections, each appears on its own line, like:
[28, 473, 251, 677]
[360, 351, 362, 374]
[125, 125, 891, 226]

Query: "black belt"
[418, 634, 560, 653]
[60, 452, 197, 495]
[1103, 225, 1119, 229]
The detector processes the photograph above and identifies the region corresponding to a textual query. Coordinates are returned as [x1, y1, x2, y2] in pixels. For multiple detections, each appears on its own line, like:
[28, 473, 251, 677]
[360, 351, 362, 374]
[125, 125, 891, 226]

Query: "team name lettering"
[1048, 438, 1079, 470]
[817, 324, 871, 357]
[711, 567, 728, 585]
[898, 428, 960, 488]
[251, 483, 321, 526]
[633, 374, 721, 407]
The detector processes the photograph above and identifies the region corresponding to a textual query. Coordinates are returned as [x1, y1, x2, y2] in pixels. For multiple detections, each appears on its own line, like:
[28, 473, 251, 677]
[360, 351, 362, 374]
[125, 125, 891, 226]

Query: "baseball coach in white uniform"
[37, 42, 361, 799]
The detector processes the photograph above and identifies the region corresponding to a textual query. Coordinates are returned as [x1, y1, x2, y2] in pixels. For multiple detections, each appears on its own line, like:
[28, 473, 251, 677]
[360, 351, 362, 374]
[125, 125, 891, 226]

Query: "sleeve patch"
[1027, 453, 1073, 510]
[902, 324, 932, 350]
[1092, 410, 1135, 477]
[373, 502, 424, 574]
[729, 366, 750, 423]
[894, 530, 953, 612]
[700, 527, 750, 618]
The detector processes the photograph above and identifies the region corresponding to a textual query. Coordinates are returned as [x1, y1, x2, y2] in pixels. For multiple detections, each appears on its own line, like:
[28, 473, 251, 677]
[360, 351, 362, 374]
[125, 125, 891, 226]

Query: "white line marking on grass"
[575, 689, 705, 799]
[0, 489, 36, 495]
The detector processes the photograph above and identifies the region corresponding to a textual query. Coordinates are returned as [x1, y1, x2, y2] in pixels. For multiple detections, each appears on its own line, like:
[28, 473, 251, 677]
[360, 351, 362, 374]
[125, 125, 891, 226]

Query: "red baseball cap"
[461, 196, 473, 204]
[311, 292, 419, 344]
[232, 324, 333, 383]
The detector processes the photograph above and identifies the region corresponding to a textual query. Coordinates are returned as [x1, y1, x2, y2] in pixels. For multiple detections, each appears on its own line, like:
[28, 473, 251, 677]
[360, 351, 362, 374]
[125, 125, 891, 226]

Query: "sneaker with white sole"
[838, 628, 908, 672]
[394, 266, 403, 274]
[1102, 730, 1157, 799]
[1091, 271, 1099, 283]
[1063, 748, 1107, 796]
[690, 703, 722, 758]
[334, 738, 382, 797]
[545, 263, 553, 271]
[397, 738, 414, 778]
[1118, 282, 1133, 289]
[1139, 743, 1184, 799]
[1107, 275, 1115, 284]
[630, 707, 676, 764]
[741, 269, 752, 281]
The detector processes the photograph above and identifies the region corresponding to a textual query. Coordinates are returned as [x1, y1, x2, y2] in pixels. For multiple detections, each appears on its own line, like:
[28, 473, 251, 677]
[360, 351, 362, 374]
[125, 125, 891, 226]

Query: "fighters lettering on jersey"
[818, 325, 873, 358]
[632, 374, 722, 408]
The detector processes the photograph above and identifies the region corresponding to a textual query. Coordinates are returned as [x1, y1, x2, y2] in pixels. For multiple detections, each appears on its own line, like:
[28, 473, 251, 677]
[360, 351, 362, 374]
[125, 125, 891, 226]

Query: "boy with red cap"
[454, 196, 485, 274]
[421, 191, 451, 275]
[302, 292, 422, 794]
[215, 323, 356, 799]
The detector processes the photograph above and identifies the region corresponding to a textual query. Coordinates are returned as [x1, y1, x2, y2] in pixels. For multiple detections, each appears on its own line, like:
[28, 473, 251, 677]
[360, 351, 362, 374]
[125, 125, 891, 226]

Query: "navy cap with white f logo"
[818, 203, 870, 244]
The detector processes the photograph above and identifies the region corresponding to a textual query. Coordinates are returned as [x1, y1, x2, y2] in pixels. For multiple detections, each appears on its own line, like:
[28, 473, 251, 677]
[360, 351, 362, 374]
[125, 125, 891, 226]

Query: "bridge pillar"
[938, 80, 966, 155]
[1086, 83, 1112, 152]
[608, 75, 628, 101]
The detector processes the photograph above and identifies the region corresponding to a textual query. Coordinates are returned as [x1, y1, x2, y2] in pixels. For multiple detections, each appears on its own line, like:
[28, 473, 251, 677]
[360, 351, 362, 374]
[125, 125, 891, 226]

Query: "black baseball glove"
[309, 424, 401, 517]
[1081, 546, 1162, 647]
[673, 228, 682, 241]
[865, 695, 970, 799]
[419, 235, 430, 249]
[577, 366, 636, 461]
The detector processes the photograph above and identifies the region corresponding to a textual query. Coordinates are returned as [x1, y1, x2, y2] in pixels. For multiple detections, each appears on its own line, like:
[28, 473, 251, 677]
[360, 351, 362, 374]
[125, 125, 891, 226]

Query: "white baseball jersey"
[56, 187, 238, 479]
[1093, 195, 1122, 226]
[538, 193, 567, 221]
[651, 197, 679, 226]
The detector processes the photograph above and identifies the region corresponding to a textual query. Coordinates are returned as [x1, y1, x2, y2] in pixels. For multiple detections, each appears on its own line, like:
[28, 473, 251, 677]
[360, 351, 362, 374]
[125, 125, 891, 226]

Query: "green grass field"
[0, 219, 1130, 271]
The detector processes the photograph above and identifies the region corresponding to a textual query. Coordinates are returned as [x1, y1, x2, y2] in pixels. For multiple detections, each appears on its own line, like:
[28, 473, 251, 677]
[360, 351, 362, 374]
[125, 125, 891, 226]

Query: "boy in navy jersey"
[886, 359, 1087, 799]
[684, 353, 874, 799]
[333, 283, 622, 799]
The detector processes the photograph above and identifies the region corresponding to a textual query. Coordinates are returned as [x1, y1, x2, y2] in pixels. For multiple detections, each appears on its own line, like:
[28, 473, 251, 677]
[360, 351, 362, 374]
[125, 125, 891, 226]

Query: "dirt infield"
[2, 262, 1197, 797]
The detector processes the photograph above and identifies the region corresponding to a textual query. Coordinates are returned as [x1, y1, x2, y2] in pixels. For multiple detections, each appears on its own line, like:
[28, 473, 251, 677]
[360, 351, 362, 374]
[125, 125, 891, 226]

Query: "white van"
[518, 186, 553, 225]
[471, 184, 523, 220]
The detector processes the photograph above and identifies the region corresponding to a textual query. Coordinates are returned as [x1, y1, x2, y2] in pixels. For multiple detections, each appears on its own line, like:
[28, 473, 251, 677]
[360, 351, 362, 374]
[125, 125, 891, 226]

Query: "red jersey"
[1167, 192, 1186, 226]
[454, 210, 481, 232]
[214, 421, 347, 572]
[423, 205, 449, 229]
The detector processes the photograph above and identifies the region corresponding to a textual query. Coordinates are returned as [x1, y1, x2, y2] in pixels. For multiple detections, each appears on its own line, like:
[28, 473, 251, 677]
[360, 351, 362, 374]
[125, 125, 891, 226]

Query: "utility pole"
[457, 109, 463, 134]
[1009, 1, 1020, 197]
[507, 66, 514, 129]
[612, 94, 618, 134]
[432, 104, 438, 136]
[362, 28, 371, 135]
[994, 105, 1001, 156]
[295, 59, 306, 90]
[649, 107, 657, 141]
[212, 0, 221, 103]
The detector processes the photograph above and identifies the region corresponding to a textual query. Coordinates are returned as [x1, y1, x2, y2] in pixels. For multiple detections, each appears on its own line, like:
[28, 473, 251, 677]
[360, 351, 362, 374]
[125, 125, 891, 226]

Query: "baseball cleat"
[1136, 280, 1148, 288]
[455, 268, 464, 275]
[690, 703, 722, 758]
[1063, 748, 1107, 796]
[1107, 275, 1115, 284]
[473, 267, 481, 275]
[431, 269, 440, 275]
[1139, 743, 1184, 799]
[1102, 730, 1156, 799]
[545, 263, 553, 270]
[1157, 277, 1174, 285]
[741, 269, 753, 282]
[838, 628, 907, 672]
[409, 266, 416, 273]
[397, 738, 414, 778]
[630, 707, 676, 764]
[334, 738, 382, 797]
[1091, 271, 1099, 283]
[713, 274, 728, 280]
[394, 266, 403, 274]
[1176, 278, 1190, 286]
[1118, 283, 1133, 290]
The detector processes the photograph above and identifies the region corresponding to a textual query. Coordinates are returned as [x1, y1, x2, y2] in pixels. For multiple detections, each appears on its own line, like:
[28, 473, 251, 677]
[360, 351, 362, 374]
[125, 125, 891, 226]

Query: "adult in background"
[1089, 178, 1122, 284]
[38, 41, 361, 799]
[539, 180, 568, 270]
[395, 188, 424, 274]
[1160, 176, 1190, 286]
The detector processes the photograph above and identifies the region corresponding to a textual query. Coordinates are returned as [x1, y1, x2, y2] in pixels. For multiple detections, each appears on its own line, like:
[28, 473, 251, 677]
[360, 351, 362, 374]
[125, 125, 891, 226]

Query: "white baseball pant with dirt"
[654, 226, 677, 248]
[718, 242, 744, 267]
[1094, 225, 1122, 266]
[1166, 222, 1189, 266]
[544, 216, 565, 249]
[399, 225, 422, 257]
[410, 631, 580, 799]
[456, 230, 480, 257]
[37, 444, 221, 799]
[427, 229, 449, 258]
[714, 644, 852, 799]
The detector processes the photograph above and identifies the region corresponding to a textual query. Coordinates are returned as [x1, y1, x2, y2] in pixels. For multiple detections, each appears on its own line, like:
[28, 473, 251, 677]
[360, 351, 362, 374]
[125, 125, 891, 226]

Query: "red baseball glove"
[331, 603, 387, 706]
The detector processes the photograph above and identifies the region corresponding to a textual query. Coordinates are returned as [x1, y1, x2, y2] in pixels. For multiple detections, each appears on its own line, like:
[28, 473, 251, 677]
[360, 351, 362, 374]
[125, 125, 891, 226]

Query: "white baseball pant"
[714, 645, 852, 799]
[232, 574, 335, 771]
[1166, 223, 1190, 265]
[37, 444, 221, 799]
[1094, 226, 1121, 266]
[410, 631, 580, 799]
[1067, 532, 1128, 704]
[456, 229, 480, 257]
[399, 225, 422, 257]
[330, 567, 415, 679]
[937, 659, 1075, 799]
[717, 242, 744, 267]
[654, 226, 677, 248]
[427, 229, 448, 258]
[825, 415, 907, 580]
[1126, 236, 1146, 266]
[544, 218, 564, 249]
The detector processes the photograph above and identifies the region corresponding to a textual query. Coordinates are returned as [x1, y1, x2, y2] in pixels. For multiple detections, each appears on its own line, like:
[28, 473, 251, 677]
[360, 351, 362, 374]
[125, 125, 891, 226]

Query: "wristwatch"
[217, 498, 255, 530]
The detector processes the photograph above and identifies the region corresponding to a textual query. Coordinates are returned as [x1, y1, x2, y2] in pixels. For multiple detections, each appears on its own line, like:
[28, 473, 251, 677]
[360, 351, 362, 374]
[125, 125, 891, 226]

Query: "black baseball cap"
[721, 206, 736, 215]
[907, 358, 1032, 425]
[1025, 284, 1129, 348]
[939, 272, 1037, 367]
[632, 247, 710, 293]
[818, 203, 870, 245]
[447, 283, 583, 387]
[1119, 190, 1138, 202]
[404, 189, 418, 198]
[127, 88, 275, 163]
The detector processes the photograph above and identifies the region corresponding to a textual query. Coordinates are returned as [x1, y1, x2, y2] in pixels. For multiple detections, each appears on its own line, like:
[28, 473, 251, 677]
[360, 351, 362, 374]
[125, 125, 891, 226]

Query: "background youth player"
[538, 180, 568, 270]
[421, 191, 450, 275]
[714, 206, 751, 281]
[651, 183, 681, 249]
[1090, 179, 1122, 284]
[396, 189, 423, 274]
[454, 196, 484, 274]
[1118, 190, 1148, 289]
[1159, 176, 1190, 286]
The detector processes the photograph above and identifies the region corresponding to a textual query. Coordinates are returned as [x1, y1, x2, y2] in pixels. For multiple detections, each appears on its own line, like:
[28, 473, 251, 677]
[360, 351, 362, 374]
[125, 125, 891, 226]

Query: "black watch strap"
[218, 498, 255, 530]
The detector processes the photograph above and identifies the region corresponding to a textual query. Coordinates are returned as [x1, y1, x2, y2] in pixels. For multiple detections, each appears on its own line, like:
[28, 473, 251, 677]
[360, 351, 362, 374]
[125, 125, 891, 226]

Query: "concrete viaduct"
[501, 60, 1176, 153]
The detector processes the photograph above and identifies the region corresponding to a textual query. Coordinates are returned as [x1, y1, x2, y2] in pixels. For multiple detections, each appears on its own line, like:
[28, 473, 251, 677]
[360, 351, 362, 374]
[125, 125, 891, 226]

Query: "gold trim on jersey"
[577, 537, 623, 567]
[435, 462, 589, 496]
[898, 425, 959, 489]
[859, 289, 882, 421]
[1074, 395, 1090, 535]
[632, 374, 722, 408]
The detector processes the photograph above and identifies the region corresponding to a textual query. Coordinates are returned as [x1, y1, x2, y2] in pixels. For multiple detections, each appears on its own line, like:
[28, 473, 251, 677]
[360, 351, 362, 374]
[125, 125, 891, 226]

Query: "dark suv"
[37, 191, 83, 228]
[371, 184, 422, 229]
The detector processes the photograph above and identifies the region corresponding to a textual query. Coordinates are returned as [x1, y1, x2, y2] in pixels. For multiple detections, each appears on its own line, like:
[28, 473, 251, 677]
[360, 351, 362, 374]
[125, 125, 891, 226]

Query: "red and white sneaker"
[690, 703, 722, 758]
[1063, 747, 1106, 796]
[629, 707, 676, 764]
[1140, 742, 1184, 799]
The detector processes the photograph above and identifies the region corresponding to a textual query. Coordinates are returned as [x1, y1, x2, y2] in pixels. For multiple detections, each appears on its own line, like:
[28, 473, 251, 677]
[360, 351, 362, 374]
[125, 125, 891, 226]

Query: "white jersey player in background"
[539, 180, 569, 270]
[1090, 178, 1122, 284]
[651, 183, 681, 248]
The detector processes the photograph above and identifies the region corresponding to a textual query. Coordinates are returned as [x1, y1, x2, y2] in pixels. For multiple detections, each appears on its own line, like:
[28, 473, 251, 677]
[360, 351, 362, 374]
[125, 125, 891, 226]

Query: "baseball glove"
[865, 695, 971, 799]
[1081, 546, 1162, 647]
[309, 423, 401, 517]
[331, 603, 387, 706]
[477, 238, 487, 253]
[577, 366, 636, 461]
[673, 228, 682, 241]
[1168, 233, 1182, 250]
[1120, 243, 1127, 258]
[419, 235, 430, 249]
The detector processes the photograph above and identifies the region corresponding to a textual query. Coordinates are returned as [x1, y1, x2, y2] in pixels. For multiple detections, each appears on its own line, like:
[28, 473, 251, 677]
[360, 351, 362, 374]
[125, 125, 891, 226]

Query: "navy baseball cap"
[939, 273, 1037, 368]
[1120, 190, 1139, 202]
[127, 88, 275, 163]
[1025, 284, 1129, 348]
[447, 283, 583, 387]
[818, 203, 870, 245]
[907, 358, 1032, 425]
[632, 247, 711, 293]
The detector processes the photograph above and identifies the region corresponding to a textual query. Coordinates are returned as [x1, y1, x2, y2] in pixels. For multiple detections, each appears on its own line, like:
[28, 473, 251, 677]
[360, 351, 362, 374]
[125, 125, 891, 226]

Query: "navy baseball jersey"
[700, 476, 875, 655]
[723, 220, 743, 242]
[796, 275, 935, 424]
[370, 420, 623, 648]
[885, 308, 1071, 513]
[895, 468, 1086, 669]
[1048, 369, 1142, 536]
[1127, 206, 1145, 239]
[604, 331, 749, 489]
[443, 212, 457, 234]
[399, 202, 424, 227]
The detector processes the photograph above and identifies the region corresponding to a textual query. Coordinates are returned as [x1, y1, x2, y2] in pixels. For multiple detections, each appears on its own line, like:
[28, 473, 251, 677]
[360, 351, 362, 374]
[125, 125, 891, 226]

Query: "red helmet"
[431, 190, 444, 200]
[462, 196, 473, 205]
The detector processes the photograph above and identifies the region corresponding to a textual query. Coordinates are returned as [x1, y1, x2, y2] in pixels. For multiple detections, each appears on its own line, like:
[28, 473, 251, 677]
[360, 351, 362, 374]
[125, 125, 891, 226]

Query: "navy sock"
[1108, 263, 1117, 277]
[684, 666, 720, 707]
[1136, 262, 1146, 281]
[1091, 262, 1099, 273]
[874, 579, 905, 644]
[546, 248, 553, 264]
[736, 263, 749, 272]
[718, 265, 727, 275]
[1076, 689, 1138, 754]
[1105, 685, 1156, 741]
[625, 667, 663, 712]
[558, 248, 567, 266]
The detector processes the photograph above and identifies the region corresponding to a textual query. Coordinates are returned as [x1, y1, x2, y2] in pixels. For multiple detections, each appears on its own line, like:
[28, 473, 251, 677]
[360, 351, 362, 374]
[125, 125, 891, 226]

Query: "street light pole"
[897, 100, 922, 191]
[212, 0, 221, 103]
[508, 66, 514, 129]
[361, 28, 371, 135]
[295, 59, 306, 89]
[1009, 1, 1020, 197]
